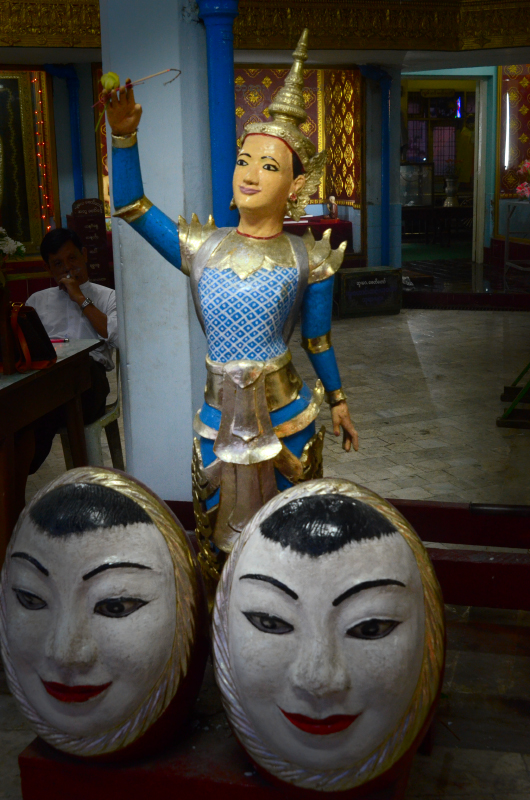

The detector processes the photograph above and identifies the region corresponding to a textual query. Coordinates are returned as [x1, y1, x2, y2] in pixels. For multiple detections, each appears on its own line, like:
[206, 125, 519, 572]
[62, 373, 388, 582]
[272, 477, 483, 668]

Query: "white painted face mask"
[0, 468, 207, 758]
[213, 478, 445, 792]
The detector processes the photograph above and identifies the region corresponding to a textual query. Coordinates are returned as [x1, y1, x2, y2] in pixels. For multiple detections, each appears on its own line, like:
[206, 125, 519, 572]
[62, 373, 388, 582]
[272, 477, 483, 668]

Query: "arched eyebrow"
[239, 573, 298, 600]
[83, 562, 152, 581]
[261, 155, 280, 165]
[11, 552, 49, 577]
[333, 579, 406, 607]
[238, 151, 251, 159]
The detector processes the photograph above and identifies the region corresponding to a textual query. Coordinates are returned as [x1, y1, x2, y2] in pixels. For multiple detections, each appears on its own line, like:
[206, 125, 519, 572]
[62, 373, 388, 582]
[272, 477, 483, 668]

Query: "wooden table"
[0, 339, 100, 562]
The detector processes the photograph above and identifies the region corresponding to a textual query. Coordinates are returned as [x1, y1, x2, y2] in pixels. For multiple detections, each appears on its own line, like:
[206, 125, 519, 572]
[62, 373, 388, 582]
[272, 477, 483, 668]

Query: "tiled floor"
[293, 308, 530, 507]
[7, 309, 530, 799]
[27, 308, 530, 508]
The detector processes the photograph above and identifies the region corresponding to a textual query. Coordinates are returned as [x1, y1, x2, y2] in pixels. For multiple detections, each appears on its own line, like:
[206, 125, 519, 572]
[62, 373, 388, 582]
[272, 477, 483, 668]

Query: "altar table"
[0, 339, 100, 564]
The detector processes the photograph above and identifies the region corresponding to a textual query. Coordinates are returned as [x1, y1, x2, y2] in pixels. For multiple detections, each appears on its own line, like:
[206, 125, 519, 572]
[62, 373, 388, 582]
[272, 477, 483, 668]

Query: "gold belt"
[205, 350, 303, 412]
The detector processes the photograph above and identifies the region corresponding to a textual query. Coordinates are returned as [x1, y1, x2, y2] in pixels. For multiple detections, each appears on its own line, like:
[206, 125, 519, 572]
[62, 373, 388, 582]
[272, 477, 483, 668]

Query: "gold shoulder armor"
[302, 227, 347, 284]
[178, 213, 217, 277]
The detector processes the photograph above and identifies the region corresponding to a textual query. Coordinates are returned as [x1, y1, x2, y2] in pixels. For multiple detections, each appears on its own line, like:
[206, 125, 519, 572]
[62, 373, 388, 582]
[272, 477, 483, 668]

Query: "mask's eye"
[13, 588, 47, 610]
[94, 597, 148, 618]
[243, 611, 294, 635]
[262, 163, 278, 171]
[347, 619, 400, 640]
[236, 158, 248, 166]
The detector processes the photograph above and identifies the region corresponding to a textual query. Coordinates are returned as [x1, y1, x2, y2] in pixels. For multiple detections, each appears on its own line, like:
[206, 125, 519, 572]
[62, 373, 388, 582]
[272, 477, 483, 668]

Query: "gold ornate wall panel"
[234, 1, 530, 52]
[0, 71, 47, 252]
[0, 1, 100, 48]
[1, 0, 529, 51]
[323, 70, 361, 208]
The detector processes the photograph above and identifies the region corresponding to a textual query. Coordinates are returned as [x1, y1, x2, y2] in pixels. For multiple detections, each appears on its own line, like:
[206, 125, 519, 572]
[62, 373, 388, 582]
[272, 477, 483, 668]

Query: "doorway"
[401, 78, 476, 291]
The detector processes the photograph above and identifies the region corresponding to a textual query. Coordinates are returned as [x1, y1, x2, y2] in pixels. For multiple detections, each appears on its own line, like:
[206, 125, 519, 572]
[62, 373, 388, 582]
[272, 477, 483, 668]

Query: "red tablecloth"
[282, 216, 353, 251]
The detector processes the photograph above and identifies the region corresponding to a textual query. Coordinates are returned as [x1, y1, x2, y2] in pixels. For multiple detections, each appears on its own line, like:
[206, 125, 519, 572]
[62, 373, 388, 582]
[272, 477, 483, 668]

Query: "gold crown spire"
[267, 28, 309, 125]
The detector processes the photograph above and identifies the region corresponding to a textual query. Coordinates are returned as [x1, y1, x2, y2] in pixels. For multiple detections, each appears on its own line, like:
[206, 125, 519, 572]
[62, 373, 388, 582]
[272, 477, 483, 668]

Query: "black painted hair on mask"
[259, 494, 397, 557]
[29, 483, 152, 537]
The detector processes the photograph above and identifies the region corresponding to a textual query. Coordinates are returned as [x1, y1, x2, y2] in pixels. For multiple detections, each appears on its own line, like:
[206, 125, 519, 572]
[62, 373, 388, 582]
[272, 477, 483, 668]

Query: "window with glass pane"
[406, 120, 427, 162]
[432, 125, 456, 176]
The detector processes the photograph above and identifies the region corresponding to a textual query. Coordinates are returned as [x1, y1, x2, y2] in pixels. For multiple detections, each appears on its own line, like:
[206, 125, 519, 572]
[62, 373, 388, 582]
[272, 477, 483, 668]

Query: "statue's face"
[227, 531, 425, 771]
[5, 519, 177, 738]
[233, 134, 304, 218]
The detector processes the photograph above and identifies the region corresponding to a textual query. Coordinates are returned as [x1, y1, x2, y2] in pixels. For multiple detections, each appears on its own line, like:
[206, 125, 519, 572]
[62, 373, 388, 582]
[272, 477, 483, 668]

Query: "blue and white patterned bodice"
[198, 265, 298, 362]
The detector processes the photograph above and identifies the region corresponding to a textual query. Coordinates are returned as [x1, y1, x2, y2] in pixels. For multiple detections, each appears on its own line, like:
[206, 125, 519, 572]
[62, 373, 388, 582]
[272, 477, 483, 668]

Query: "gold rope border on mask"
[0, 467, 200, 757]
[213, 478, 445, 792]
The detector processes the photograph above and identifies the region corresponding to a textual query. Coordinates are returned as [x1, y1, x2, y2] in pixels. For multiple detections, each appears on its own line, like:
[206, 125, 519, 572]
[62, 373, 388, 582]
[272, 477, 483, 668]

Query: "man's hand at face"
[58, 273, 85, 305]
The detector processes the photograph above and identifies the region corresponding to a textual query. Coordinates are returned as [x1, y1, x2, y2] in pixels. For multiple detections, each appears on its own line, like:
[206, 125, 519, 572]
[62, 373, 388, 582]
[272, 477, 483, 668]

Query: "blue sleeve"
[301, 276, 342, 393]
[112, 143, 182, 271]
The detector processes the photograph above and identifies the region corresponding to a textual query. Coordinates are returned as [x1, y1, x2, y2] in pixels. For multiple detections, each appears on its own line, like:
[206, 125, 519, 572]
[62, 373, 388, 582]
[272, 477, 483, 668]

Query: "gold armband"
[301, 332, 332, 355]
[325, 388, 347, 406]
[113, 195, 153, 224]
[111, 131, 138, 148]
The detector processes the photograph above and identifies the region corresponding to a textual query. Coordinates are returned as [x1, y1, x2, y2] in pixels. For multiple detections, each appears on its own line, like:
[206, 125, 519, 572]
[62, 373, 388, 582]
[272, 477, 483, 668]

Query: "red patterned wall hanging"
[234, 67, 324, 203]
[498, 64, 530, 198]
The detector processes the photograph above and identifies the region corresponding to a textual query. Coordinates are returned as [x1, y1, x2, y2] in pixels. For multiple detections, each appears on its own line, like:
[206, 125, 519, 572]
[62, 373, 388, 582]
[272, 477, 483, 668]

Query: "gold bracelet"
[113, 195, 153, 223]
[301, 332, 332, 354]
[325, 388, 347, 406]
[111, 131, 138, 148]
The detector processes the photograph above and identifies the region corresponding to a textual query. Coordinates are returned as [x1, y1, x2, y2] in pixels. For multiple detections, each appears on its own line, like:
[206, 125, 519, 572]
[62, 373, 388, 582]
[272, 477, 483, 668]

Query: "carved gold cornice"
[0, 0, 528, 51]
[0, 1, 100, 48]
[234, 0, 530, 52]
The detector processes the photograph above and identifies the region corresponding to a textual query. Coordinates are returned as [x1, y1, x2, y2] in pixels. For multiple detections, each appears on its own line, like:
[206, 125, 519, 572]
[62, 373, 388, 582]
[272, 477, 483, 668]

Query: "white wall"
[100, 0, 210, 501]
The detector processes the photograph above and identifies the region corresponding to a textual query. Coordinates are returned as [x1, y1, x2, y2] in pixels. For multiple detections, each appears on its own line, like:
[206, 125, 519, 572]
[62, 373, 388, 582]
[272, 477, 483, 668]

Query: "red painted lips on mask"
[280, 709, 360, 735]
[42, 680, 112, 704]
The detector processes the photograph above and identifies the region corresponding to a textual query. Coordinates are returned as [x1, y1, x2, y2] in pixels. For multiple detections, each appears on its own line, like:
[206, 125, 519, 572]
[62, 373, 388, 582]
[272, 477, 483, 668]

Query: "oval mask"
[213, 478, 445, 792]
[0, 468, 207, 758]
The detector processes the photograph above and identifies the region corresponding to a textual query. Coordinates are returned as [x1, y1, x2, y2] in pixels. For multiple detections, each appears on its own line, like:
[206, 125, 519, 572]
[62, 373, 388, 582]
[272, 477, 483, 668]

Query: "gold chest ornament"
[207, 230, 296, 280]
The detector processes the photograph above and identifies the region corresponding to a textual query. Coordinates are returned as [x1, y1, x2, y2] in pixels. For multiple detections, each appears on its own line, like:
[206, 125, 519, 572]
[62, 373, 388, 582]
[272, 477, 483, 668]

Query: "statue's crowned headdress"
[243, 29, 326, 221]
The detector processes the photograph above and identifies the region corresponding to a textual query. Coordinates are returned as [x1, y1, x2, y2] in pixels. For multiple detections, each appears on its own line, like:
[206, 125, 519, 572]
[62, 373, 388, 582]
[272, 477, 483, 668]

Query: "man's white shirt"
[26, 281, 118, 371]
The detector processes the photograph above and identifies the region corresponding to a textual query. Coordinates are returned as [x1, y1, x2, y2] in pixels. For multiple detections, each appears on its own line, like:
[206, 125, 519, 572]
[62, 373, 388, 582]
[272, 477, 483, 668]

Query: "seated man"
[25, 228, 119, 472]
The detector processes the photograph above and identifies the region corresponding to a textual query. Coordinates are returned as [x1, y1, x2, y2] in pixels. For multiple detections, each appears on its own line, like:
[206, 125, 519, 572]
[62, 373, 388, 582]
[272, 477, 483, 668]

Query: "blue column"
[380, 74, 391, 267]
[197, 0, 239, 228]
[360, 66, 392, 266]
[44, 64, 85, 201]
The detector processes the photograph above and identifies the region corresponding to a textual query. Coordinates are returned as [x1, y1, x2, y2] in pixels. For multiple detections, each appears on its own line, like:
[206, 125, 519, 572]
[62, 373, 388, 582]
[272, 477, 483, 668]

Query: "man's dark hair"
[40, 228, 84, 264]
[260, 494, 397, 558]
[29, 483, 152, 537]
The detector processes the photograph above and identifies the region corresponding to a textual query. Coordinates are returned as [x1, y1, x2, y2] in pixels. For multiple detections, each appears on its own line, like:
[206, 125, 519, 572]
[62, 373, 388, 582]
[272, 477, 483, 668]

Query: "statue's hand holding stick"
[96, 69, 181, 133]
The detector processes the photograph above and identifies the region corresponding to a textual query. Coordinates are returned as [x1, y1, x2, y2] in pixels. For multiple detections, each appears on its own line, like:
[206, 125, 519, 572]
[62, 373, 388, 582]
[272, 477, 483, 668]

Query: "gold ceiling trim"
[0, 0, 528, 52]
[0, 1, 100, 48]
[234, 0, 530, 52]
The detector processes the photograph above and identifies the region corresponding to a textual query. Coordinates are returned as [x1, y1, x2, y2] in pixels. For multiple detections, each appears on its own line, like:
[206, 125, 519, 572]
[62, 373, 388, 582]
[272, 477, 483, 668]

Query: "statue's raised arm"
[106, 79, 186, 270]
[107, 31, 359, 592]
